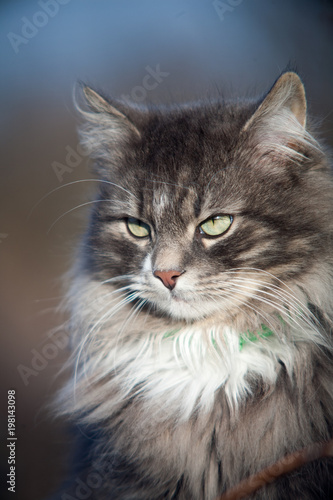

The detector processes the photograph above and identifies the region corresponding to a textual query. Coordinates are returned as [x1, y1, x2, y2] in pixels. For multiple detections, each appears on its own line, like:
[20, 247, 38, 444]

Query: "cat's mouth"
[147, 288, 221, 322]
[170, 292, 190, 303]
[139, 270, 225, 321]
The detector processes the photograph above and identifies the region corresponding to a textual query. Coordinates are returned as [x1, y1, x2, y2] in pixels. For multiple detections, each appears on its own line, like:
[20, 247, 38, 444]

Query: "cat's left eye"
[127, 218, 151, 238]
[199, 215, 233, 237]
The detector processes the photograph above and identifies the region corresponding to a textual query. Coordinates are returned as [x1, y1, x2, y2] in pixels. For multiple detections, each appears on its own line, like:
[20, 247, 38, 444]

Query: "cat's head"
[76, 72, 332, 326]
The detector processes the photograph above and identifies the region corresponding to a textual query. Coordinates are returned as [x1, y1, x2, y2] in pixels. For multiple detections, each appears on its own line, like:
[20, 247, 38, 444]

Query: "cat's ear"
[244, 72, 306, 130]
[82, 86, 140, 138]
[242, 72, 315, 161]
[76, 85, 140, 173]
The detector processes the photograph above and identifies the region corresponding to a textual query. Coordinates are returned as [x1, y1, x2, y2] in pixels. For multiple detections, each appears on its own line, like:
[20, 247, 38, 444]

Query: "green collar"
[162, 324, 275, 351]
[239, 324, 274, 350]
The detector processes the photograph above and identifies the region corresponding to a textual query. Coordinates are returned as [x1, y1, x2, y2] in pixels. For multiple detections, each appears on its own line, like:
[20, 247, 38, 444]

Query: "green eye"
[127, 218, 151, 238]
[199, 215, 233, 237]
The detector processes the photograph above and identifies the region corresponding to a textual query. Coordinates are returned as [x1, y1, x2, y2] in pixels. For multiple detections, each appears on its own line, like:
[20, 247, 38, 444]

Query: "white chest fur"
[86, 323, 297, 421]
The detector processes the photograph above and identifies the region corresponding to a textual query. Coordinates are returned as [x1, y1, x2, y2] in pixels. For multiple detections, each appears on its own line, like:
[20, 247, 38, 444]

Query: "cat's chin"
[151, 294, 225, 323]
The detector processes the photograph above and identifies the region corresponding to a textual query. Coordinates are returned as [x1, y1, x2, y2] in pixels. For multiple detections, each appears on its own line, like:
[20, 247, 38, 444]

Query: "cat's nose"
[153, 269, 184, 290]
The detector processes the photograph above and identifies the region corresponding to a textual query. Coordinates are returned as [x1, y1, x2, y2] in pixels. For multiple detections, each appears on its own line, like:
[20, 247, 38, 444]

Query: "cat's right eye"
[127, 218, 151, 238]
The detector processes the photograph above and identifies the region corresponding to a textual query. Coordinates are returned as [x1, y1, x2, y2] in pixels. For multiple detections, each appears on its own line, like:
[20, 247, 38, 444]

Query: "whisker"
[67, 279, 136, 325]
[204, 289, 278, 337]
[223, 274, 321, 330]
[224, 268, 316, 316]
[225, 283, 323, 343]
[47, 199, 107, 234]
[73, 291, 140, 401]
[28, 178, 138, 220]
[201, 269, 315, 332]
[225, 279, 306, 317]
[112, 298, 148, 369]
[202, 267, 322, 331]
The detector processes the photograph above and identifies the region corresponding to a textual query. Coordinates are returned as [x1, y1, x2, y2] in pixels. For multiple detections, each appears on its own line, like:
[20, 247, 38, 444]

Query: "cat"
[55, 72, 333, 499]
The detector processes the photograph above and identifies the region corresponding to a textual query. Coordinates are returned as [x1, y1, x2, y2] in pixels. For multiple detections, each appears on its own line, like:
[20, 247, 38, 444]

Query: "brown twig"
[216, 439, 333, 500]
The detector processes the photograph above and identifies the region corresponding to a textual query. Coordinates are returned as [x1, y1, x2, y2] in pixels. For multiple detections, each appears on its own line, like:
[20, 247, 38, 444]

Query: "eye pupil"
[127, 218, 150, 238]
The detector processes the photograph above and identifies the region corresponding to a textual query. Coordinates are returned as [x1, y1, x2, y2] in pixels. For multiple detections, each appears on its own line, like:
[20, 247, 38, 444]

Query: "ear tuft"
[242, 72, 318, 163]
[83, 86, 113, 114]
[280, 72, 306, 128]
[244, 72, 307, 131]
[79, 85, 141, 137]
[75, 85, 141, 175]
[82, 86, 134, 122]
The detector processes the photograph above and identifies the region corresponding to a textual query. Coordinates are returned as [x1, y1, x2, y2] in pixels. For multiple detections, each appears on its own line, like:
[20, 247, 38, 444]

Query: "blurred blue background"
[0, 1, 332, 499]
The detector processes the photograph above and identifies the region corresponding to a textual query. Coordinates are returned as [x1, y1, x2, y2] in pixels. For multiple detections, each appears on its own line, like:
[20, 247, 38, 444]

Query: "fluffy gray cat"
[56, 72, 333, 499]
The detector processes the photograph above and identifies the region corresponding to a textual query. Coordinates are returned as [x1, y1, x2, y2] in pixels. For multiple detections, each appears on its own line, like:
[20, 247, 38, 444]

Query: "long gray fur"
[54, 73, 333, 499]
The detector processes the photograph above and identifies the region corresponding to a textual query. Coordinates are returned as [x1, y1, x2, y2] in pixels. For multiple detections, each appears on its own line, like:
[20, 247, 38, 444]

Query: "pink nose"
[153, 269, 184, 290]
